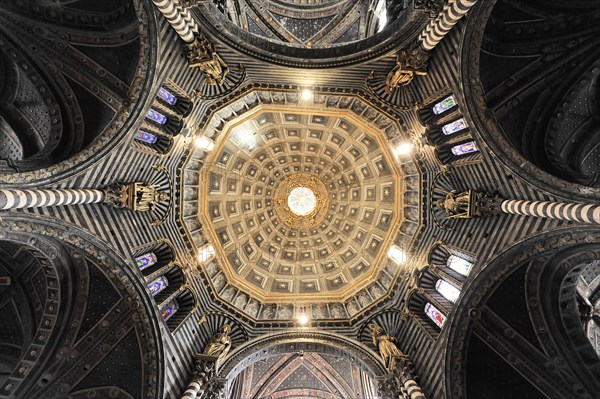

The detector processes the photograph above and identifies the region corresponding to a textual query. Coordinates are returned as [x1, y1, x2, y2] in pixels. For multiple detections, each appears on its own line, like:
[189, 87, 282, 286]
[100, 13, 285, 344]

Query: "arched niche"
[132, 240, 176, 278]
[160, 287, 197, 333]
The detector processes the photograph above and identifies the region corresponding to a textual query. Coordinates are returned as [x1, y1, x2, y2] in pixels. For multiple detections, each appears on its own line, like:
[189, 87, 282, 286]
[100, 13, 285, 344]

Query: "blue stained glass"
[146, 109, 167, 125]
[135, 252, 157, 271]
[148, 276, 169, 296]
[161, 299, 179, 321]
[425, 302, 446, 328]
[135, 131, 158, 144]
[442, 118, 467, 135]
[451, 141, 479, 156]
[157, 87, 178, 105]
[433, 95, 456, 115]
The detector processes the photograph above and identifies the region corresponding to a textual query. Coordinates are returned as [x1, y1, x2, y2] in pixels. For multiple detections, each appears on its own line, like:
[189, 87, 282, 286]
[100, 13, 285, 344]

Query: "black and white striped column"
[0, 189, 105, 210]
[500, 199, 600, 224]
[152, 0, 199, 44]
[403, 378, 426, 399]
[419, 0, 478, 51]
[181, 381, 203, 399]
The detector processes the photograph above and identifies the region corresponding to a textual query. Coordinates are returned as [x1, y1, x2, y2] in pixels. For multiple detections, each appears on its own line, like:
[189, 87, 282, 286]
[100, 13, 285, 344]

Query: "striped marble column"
[500, 199, 600, 224]
[175, 0, 200, 36]
[152, 0, 199, 43]
[0, 189, 105, 210]
[181, 381, 203, 399]
[403, 378, 426, 399]
[419, 0, 478, 51]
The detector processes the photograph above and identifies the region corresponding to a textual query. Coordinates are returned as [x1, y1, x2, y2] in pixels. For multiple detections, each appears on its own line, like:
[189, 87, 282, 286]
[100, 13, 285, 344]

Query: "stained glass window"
[447, 255, 474, 277]
[157, 87, 178, 105]
[161, 299, 179, 321]
[451, 141, 479, 156]
[135, 252, 157, 271]
[425, 302, 446, 328]
[442, 118, 467, 135]
[135, 130, 158, 144]
[146, 109, 167, 125]
[435, 279, 460, 303]
[148, 276, 169, 296]
[433, 95, 456, 115]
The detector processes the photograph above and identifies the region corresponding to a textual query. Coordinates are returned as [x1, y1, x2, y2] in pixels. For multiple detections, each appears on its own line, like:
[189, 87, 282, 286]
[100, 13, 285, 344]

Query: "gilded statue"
[436, 190, 472, 218]
[385, 61, 417, 92]
[384, 47, 429, 92]
[134, 183, 169, 212]
[187, 38, 229, 85]
[370, 323, 403, 371]
[203, 324, 232, 365]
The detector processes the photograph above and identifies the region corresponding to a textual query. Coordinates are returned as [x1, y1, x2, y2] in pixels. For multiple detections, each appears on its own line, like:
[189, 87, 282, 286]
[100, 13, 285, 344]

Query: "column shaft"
[500, 199, 600, 224]
[0, 189, 105, 210]
[404, 378, 426, 399]
[181, 381, 202, 399]
[152, 0, 197, 43]
[419, 0, 478, 51]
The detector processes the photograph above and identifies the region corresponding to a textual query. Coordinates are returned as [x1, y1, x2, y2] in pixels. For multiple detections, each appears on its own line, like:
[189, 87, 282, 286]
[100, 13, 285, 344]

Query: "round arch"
[0, 214, 165, 399]
[194, 1, 431, 68]
[221, 330, 387, 398]
[0, 0, 159, 186]
[459, 0, 600, 201]
[445, 225, 600, 399]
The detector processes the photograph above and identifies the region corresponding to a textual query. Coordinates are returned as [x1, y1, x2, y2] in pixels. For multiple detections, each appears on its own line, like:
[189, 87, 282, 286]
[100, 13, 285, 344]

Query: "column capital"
[103, 182, 169, 212]
[378, 374, 401, 399]
[390, 354, 417, 383]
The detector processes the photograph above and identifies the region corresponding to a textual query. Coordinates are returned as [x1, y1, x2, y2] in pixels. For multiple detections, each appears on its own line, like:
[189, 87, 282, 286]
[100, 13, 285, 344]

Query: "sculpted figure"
[370, 323, 403, 371]
[436, 190, 471, 218]
[135, 183, 168, 212]
[203, 324, 232, 365]
[187, 38, 229, 85]
[386, 61, 415, 92]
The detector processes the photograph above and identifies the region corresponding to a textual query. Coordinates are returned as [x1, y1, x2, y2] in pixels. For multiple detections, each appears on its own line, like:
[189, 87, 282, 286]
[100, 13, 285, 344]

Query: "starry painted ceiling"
[230, 352, 378, 398]
[214, 0, 388, 47]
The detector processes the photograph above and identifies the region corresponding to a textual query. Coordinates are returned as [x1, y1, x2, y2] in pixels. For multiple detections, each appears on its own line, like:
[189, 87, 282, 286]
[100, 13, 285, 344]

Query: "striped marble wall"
[2, 4, 589, 398]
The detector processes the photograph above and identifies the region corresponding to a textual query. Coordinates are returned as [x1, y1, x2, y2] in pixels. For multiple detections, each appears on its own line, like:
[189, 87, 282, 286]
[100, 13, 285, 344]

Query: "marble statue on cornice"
[370, 323, 403, 371]
[203, 324, 232, 366]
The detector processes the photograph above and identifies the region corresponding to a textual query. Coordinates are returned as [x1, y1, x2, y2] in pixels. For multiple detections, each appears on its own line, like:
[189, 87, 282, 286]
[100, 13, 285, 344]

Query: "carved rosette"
[273, 173, 329, 230]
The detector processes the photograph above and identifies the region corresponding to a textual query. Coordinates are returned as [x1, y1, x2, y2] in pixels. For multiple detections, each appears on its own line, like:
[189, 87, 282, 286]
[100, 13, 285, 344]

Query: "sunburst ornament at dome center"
[274, 174, 329, 230]
[287, 187, 316, 216]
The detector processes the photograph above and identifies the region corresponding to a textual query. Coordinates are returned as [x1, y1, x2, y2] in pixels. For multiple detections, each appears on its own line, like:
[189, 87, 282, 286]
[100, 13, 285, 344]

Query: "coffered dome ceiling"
[182, 87, 422, 321]
[202, 108, 401, 301]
